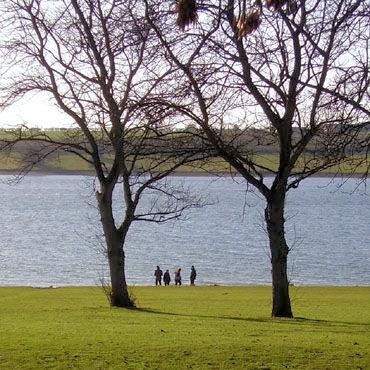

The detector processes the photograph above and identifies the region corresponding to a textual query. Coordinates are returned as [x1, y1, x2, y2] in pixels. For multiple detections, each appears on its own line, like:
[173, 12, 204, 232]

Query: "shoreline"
[0, 284, 369, 288]
[0, 169, 365, 178]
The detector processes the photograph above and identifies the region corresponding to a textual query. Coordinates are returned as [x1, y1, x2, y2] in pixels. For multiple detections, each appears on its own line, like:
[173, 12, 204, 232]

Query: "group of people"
[154, 266, 197, 286]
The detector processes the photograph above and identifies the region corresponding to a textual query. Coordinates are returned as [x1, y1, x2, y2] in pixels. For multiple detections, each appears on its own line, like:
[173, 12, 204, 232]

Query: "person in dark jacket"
[154, 266, 163, 286]
[190, 265, 197, 285]
[163, 269, 171, 286]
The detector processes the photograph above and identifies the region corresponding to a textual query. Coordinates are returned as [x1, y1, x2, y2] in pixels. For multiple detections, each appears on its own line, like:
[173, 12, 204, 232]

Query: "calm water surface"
[0, 175, 369, 287]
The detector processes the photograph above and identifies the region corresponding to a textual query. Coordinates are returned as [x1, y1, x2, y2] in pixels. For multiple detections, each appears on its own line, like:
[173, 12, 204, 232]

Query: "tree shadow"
[293, 317, 370, 328]
[135, 307, 370, 328]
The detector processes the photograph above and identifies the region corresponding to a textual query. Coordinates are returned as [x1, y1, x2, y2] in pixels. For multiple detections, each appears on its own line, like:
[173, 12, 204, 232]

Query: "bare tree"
[147, 0, 370, 317]
[0, 0, 210, 307]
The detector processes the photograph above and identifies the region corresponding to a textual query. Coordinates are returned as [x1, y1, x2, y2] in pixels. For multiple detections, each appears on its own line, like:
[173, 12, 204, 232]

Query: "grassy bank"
[1, 151, 368, 176]
[0, 286, 369, 369]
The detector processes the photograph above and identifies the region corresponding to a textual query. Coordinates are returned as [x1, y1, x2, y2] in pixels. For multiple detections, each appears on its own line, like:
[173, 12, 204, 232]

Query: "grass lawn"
[1, 152, 368, 176]
[0, 153, 24, 171]
[0, 286, 369, 369]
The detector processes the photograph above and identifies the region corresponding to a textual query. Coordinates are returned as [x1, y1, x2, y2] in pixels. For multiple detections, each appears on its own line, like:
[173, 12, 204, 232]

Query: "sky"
[0, 94, 73, 129]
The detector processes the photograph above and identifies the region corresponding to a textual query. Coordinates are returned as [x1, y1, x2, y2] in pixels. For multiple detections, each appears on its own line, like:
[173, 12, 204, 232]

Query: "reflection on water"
[0, 175, 369, 287]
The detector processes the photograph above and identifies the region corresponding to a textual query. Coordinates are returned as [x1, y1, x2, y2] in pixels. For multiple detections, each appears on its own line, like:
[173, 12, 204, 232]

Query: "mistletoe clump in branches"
[174, 0, 290, 37]
[174, 0, 197, 30]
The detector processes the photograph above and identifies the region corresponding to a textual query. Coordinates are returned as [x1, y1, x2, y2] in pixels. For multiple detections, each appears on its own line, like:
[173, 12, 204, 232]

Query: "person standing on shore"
[163, 269, 171, 286]
[154, 266, 163, 286]
[190, 265, 197, 285]
[174, 268, 182, 286]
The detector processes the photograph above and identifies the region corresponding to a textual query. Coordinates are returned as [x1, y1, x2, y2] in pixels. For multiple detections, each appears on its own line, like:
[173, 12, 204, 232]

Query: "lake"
[0, 174, 369, 287]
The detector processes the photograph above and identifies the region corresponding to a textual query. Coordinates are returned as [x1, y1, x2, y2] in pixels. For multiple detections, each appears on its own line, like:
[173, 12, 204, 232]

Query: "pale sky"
[0, 94, 73, 129]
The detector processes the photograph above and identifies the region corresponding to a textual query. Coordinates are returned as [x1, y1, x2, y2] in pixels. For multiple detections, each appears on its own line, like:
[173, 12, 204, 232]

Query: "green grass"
[0, 153, 23, 170]
[1, 151, 367, 176]
[0, 286, 369, 369]
[44, 155, 94, 172]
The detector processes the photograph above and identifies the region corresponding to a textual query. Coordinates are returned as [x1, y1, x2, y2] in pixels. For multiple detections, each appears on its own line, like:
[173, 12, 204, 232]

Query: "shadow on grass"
[134, 307, 369, 328]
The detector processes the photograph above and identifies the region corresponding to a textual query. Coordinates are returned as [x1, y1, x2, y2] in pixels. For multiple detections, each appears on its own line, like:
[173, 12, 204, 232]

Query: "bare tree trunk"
[97, 186, 133, 308]
[265, 195, 293, 318]
[106, 227, 132, 307]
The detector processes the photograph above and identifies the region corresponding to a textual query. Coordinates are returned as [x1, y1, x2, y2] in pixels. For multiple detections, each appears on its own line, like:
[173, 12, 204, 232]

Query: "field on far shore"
[1, 151, 368, 177]
[0, 286, 369, 369]
[1, 128, 368, 176]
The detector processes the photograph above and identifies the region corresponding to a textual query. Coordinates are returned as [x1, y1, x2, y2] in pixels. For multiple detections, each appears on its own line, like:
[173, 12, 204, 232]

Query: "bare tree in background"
[147, 0, 370, 317]
[0, 0, 210, 307]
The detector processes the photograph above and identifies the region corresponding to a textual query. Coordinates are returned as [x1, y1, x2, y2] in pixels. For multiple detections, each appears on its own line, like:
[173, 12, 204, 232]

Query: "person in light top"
[174, 268, 182, 285]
